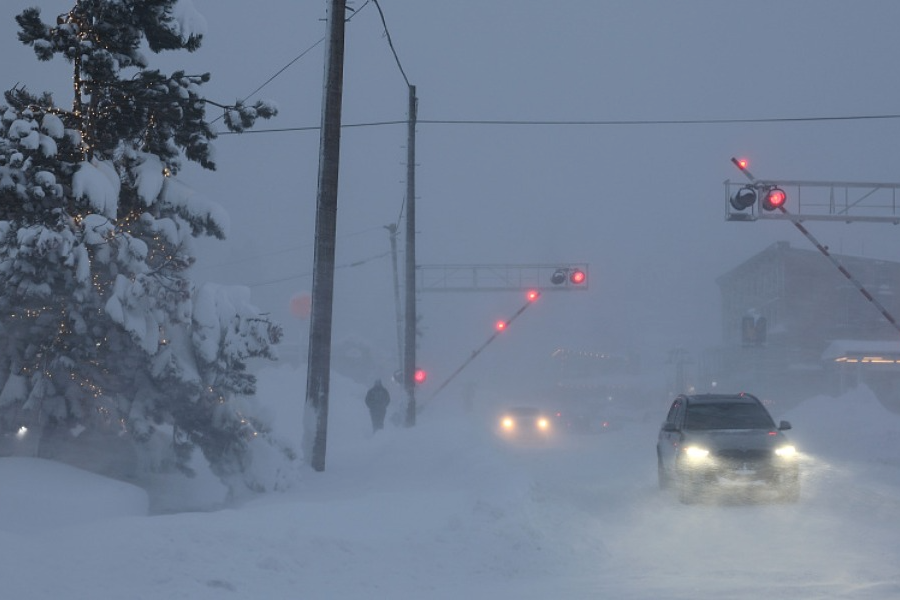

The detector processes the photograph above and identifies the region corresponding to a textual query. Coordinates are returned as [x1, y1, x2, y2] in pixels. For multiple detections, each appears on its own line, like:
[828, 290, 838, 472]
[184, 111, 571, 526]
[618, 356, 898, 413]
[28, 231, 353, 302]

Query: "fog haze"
[3, 369, 900, 598]
[4, 5, 900, 595]
[4, 0, 900, 393]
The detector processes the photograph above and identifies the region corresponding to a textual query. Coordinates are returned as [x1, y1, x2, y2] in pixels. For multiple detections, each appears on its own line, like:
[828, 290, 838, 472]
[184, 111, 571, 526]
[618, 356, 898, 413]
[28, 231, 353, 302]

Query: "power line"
[217, 120, 407, 135]
[239, 40, 324, 105]
[244, 249, 394, 289]
[420, 114, 900, 126]
[194, 225, 388, 273]
[372, 0, 410, 88]
[210, 0, 373, 125]
[216, 112, 900, 136]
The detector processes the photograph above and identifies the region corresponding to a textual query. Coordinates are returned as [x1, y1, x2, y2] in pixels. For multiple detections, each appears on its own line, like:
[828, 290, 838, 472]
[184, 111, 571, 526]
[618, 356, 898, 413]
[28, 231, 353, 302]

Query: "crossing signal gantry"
[417, 263, 589, 292]
[725, 157, 900, 224]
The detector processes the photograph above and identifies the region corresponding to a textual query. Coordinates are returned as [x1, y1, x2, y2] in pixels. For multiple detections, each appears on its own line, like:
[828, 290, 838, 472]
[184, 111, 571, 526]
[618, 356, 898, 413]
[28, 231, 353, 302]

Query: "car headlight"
[683, 446, 710, 460]
[536, 418, 549, 430]
[775, 445, 797, 458]
[501, 417, 515, 430]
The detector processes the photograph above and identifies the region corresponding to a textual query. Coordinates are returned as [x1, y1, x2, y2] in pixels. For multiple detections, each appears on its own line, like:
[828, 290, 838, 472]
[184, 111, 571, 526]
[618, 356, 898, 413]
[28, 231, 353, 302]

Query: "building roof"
[716, 241, 900, 288]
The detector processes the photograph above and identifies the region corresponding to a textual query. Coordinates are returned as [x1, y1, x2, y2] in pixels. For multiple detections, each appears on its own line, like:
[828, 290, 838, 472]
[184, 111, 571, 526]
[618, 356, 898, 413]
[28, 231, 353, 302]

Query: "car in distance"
[656, 393, 799, 503]
[552, 398, 614, 434]
[497, 406, 553, 441]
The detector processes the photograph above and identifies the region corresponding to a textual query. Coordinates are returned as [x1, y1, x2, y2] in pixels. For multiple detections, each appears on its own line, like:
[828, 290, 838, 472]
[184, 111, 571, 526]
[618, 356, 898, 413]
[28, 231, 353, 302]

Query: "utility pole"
[303, 0, 346, 472]
[385, 223, 403, 373]
[404, 85, 418, 427]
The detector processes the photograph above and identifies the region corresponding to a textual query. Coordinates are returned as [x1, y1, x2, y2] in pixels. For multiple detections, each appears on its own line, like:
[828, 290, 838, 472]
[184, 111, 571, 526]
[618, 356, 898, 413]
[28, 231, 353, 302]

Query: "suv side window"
[673, 400, 685, 428]
[665, 398, 683, 427]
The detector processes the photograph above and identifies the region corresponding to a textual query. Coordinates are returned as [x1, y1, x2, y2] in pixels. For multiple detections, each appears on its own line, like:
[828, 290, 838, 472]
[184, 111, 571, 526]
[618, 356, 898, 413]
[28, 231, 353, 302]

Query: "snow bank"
[0, 457, 148, 534]
[785, 386, 900, 465]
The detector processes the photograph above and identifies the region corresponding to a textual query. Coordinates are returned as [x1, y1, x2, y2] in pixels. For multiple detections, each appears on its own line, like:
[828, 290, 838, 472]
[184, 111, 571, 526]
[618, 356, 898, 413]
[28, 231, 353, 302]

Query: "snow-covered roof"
[822, 339, 900, 361]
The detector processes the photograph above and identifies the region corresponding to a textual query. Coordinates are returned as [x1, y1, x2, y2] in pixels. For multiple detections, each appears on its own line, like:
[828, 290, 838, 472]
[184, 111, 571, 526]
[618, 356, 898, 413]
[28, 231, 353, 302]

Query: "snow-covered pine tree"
[0, 1, 286, 491]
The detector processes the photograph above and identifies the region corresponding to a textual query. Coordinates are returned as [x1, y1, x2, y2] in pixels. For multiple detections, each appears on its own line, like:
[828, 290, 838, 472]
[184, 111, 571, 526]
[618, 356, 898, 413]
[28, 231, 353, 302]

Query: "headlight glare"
[775, 445, 797, 458]
[683, 446, 710, 459]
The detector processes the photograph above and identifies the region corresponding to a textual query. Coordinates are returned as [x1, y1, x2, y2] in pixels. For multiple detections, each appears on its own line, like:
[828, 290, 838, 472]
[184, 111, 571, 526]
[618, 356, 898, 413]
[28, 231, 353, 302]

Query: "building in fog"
[704, 241, 900, 410]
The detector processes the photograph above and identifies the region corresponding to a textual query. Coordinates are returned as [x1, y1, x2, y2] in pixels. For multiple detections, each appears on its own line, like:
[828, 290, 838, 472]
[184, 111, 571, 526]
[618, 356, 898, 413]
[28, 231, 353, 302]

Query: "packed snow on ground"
[1, 365, 900, 599]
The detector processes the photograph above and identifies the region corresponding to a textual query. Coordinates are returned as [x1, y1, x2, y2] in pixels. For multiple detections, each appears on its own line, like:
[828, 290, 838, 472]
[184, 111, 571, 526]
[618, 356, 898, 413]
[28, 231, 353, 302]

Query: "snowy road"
[485, 411, 900, 599]
[3, 374, 900, 599]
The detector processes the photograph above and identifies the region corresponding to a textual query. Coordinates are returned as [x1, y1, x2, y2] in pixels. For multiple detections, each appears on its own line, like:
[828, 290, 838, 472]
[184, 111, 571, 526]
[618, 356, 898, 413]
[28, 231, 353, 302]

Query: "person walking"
[365, 379, 391, 432]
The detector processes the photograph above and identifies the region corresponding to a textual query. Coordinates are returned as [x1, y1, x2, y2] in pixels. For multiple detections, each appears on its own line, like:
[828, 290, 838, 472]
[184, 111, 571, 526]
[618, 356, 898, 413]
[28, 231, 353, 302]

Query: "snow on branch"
[173, 0, 208, 43]
[73, 160, 121, 219]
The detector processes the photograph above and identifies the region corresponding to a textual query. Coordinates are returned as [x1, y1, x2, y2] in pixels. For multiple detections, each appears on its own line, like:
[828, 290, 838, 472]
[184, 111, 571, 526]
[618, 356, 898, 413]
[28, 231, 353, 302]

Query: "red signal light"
[413, 368, 427, 384]
[569, 269, 586, 285]
[730, 156, 757, 181]
[762, 187, 786, 211]
[731, 157, 750, 171]
[526, 289, 540, 302]
[495, 320, 507, 331]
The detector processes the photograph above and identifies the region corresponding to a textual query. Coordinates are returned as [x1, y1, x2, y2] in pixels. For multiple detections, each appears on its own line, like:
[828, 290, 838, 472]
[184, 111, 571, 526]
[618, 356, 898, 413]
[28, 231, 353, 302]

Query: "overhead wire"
[371, 0, 410, 88]
[217, 112, 900, 135]
[244, 249, 394, 289]
[203, 5, 900, 296]
[209, 0, 372, 125]
[197, 0, 393, 289]
[419, 114, 900, 125]
[194, 225, 388, 273]
[368, 0, 413, 238]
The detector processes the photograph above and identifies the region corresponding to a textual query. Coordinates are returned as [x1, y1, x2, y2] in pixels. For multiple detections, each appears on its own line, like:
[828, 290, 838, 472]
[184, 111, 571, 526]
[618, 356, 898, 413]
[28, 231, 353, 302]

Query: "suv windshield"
[684, 401, 775, 430]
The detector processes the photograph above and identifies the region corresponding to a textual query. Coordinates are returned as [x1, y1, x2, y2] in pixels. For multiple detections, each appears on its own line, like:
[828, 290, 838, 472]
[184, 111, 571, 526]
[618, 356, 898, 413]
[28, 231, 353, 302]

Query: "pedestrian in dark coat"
[365, 379, 391, 431]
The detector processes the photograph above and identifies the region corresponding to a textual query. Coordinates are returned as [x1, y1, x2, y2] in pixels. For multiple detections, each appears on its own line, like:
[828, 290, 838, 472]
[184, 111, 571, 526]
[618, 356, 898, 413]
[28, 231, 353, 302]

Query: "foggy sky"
[3, 1, 900, 397]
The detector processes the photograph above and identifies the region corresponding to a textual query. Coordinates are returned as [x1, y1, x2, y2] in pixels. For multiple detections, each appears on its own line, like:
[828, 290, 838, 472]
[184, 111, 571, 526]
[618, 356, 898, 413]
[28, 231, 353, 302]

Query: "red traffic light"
[551, 268, 587, 286]
[413, 368, 427, 384]
[762, 187, 786, 211]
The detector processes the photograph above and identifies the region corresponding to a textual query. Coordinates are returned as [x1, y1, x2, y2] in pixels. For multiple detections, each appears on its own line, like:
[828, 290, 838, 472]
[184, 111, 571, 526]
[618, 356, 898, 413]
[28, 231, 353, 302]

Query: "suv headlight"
[683, 446, 710, 460]
[775, 445, 797, 458]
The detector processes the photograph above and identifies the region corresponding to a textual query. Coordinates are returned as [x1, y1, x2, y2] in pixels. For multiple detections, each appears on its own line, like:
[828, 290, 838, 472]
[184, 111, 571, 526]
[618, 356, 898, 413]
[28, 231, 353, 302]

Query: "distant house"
[706, 241, 900, 410]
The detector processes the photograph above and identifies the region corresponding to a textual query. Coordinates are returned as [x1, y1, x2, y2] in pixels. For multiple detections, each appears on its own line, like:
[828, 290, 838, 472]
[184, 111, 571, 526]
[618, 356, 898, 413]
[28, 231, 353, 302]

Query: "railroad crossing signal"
[723, 156, 900, 337]
[725, 156, 900, 223]
[417, 264, 589, 292]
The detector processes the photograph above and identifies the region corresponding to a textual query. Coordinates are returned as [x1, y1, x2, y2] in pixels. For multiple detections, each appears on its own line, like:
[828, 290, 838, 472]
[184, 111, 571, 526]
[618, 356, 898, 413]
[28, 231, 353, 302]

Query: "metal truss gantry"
[416, 263, 589, 292]
[725, 179, 900, 223]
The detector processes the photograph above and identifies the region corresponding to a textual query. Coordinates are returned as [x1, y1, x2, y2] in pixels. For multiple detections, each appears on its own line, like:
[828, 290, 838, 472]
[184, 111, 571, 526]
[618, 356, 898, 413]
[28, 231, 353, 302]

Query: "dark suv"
[657, 393, 799, 503]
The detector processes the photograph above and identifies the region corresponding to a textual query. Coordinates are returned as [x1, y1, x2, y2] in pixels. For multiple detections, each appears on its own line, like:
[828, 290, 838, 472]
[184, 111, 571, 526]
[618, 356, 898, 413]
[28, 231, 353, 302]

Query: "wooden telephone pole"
[404, 85, 418, 427]
[303, 0, 346, 472]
